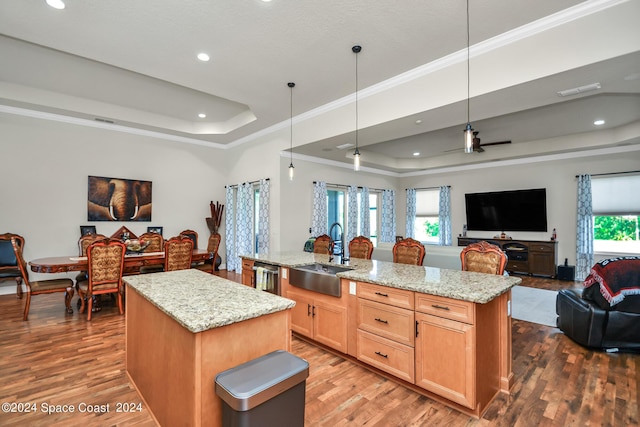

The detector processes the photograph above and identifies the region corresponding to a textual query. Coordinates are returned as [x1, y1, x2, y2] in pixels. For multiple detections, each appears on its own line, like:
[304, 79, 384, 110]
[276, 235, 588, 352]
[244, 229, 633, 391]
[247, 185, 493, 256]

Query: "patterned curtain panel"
[576, 174, 594, 281]
[438, 186, 452, 246]
[406, 188, 416, 239]
[225, 186, 236, 272]
[311, 181, 328, 237]
[346, 185, 359, 258]
[381, 189, 396, 243]
[257, 179, 270, 255]
[360, 187, 370, 239]
[235, 183, 254, 273]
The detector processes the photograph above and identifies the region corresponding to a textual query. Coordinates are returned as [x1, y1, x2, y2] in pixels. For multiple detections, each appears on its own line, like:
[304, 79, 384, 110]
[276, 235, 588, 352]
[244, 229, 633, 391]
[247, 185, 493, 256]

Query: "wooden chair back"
[194, 233, 221, 274]
[392, 238, 426, 265]
[460, 241, 508, 275]
[313, 234, 334, 255]
[180, 229, 198, 250]
[138, 232, 165, 253]
[348, 236, 374, 260]
[79, 238, 126, 320]
[11, 237, 74, 320]
[164, 236, 194, 271]
[78, 233, 107, 256]
[0, 233, 25, 298]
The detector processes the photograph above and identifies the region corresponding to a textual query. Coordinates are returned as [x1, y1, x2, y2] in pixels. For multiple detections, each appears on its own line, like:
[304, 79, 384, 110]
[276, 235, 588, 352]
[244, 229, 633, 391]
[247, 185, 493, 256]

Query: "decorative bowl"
[125, 239, 150, 254]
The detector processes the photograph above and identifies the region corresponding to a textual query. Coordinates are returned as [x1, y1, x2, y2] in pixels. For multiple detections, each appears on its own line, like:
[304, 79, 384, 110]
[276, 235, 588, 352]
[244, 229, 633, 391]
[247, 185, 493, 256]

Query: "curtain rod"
[225, 178, 269, 188]
[575, 170, 640, 178]
[313, 181, 387, 192]
[405, 185, 451, 190]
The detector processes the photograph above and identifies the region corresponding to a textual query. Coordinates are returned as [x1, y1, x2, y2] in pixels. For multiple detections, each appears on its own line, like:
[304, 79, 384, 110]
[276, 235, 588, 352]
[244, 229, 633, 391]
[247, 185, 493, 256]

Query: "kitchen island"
[124, 269, 295, 427]
[241, 251, 521, 418]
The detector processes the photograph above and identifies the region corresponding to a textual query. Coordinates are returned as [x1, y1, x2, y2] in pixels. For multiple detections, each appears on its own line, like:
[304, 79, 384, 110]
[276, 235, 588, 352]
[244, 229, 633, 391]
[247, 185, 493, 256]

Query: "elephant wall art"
[87, 176, 152, 222]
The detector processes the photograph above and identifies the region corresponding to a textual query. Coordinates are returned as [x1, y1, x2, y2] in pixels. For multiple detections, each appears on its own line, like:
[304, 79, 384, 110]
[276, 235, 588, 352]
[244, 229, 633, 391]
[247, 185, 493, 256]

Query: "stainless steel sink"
[289, 263, 352, 297]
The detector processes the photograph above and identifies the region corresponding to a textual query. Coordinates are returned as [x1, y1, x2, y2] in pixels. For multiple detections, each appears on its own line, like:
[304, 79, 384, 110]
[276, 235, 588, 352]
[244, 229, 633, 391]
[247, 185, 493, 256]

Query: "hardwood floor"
[0, 272, 637, 426]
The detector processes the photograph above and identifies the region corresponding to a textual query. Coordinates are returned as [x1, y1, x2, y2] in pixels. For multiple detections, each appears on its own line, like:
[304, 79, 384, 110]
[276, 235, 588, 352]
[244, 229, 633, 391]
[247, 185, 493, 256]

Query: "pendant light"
[288, 82, 295, 180]
[463, 0, 474, 154]
[352, 45, 362, 171]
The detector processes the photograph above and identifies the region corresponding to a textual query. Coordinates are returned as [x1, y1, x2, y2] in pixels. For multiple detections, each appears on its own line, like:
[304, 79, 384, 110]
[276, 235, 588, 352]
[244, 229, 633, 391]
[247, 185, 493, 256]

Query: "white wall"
[1, 113, 228, 286]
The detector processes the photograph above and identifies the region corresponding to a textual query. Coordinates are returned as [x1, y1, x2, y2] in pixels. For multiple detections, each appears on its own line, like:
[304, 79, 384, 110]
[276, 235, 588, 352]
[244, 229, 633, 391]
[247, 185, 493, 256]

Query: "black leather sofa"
[556, 257, 640, 352]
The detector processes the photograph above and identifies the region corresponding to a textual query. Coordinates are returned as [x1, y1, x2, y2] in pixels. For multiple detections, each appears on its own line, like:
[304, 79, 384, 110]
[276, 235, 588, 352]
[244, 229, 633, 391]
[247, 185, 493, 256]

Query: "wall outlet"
[349, 281, 356, 295]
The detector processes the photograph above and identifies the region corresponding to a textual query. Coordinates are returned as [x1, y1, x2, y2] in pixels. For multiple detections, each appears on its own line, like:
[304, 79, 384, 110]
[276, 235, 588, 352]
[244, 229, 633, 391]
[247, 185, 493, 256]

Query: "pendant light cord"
[466, 0, 470, 124]
[288, 82, 295, 164]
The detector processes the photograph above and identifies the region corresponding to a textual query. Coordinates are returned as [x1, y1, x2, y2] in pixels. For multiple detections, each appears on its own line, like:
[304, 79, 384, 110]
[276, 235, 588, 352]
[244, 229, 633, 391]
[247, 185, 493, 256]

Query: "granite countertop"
[124, 269, 295, 333]
[241, 251, 521, 304]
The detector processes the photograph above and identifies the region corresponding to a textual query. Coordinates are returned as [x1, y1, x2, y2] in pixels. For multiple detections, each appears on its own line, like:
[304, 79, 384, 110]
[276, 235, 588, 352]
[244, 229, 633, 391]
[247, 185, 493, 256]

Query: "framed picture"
[395, 235, 404, 242]
[147, 226, 163, 236]
[80, 225, 97, 236]
[87, 175, 152, 222]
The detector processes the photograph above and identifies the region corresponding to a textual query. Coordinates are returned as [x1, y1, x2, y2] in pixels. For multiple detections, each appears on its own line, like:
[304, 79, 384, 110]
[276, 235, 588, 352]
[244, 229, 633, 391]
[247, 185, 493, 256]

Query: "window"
[592, 174, 640, 254]
[326, 187, 380, 250]
[414, 189, 439, 244]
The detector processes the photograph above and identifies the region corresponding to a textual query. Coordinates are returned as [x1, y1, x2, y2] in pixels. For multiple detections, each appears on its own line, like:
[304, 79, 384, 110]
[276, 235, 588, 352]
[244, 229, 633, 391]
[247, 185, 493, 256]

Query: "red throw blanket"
[583, 256, 640, 306]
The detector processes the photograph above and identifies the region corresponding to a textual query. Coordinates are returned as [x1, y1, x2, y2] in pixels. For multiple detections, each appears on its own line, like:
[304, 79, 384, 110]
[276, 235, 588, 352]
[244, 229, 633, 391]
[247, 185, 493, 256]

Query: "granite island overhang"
[124, 269, 295, 427]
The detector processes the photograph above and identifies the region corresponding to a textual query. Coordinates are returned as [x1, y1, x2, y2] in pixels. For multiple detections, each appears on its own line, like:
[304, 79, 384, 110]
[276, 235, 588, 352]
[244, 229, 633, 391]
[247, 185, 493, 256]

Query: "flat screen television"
[464, 188, 548, 232]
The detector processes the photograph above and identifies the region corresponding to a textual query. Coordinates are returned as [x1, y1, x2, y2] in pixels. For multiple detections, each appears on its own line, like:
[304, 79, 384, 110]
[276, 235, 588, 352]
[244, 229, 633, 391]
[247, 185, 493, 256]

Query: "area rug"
[511, 285, 558, 327]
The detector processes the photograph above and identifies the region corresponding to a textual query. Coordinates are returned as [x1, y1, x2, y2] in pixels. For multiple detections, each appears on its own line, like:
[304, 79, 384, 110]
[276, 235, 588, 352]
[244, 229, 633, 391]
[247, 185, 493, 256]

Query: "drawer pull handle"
[374, 351, 388, 358]
[432, 304, 450, 311]
[375, 292, 388, 297]
[374, 317, 388, 324]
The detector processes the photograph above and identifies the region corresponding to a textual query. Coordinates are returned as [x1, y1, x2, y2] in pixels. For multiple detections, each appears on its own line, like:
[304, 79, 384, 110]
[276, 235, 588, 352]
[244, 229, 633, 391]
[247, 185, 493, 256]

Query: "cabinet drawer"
[506, 261, 527, 273]
[241, 259, 254, 269]
[357, 282, 414, 310]
[357, 330, 414, 383]
[414, 293, 475, 325]
[358, 299, 415, 346]
[529, 243, 554, 253]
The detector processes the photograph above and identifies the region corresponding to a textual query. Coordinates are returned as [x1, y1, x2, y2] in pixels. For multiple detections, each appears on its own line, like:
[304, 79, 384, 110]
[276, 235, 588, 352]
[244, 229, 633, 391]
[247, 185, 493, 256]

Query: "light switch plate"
[282, 268, 287, 280]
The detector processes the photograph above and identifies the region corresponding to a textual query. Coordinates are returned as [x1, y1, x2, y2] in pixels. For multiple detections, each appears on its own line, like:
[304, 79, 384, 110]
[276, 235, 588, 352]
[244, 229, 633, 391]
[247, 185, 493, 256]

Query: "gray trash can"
[215, 350, 309, 427]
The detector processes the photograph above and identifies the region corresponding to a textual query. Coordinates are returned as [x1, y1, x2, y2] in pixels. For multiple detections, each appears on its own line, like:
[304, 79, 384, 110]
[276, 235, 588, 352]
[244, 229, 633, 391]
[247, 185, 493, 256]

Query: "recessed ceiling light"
[415, 119, 422, 124]
[413, 152, 420, 156]
[46, 0, 65, 9]
[197, 53, 210, 62]
[198, 113, 207, 118]
[594, 119, 605, 126]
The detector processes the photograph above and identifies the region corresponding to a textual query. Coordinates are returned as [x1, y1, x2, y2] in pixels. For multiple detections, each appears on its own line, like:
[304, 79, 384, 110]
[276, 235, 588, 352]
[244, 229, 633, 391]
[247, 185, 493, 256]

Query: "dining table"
[29, 249, 212, 274]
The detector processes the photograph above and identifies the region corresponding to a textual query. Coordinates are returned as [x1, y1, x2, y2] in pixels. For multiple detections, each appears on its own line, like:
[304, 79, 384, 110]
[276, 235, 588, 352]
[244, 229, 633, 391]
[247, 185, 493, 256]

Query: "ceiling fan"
[446, 131, 512, 153]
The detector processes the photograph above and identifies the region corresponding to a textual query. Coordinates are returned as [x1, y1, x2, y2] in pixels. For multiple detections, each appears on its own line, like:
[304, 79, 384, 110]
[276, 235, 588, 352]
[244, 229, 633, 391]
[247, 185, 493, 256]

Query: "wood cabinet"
[241, 259, 254, 287]
[415, 291, 505, 412]
[458, 237, 557, 277]
[357, 282, 415, 383]
[286, 286, 348, 353]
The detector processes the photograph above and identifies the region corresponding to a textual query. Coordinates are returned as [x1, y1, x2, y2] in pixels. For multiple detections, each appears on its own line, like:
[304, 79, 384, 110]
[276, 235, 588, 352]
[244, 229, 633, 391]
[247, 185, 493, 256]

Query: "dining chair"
[313, 234, 334, 255]
[348, 236, 374, 260]
[75, 233, 107, 286]
[194, 233, 221, 274]
[180, 229, 199, 250]
[460, 241, 508, 275]
[392, 238, 426, 265]
[137, 231, 166, 274]
[164, 236, 194, 272]
[0, 233, 25, 298]
[78, 238, 126, 321]
[11, 237, 74, 320]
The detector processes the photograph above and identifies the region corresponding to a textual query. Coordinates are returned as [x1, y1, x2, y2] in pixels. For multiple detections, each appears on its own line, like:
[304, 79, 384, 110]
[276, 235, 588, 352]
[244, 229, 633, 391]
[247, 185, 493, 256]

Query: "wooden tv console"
[458, 237, 558, 278]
